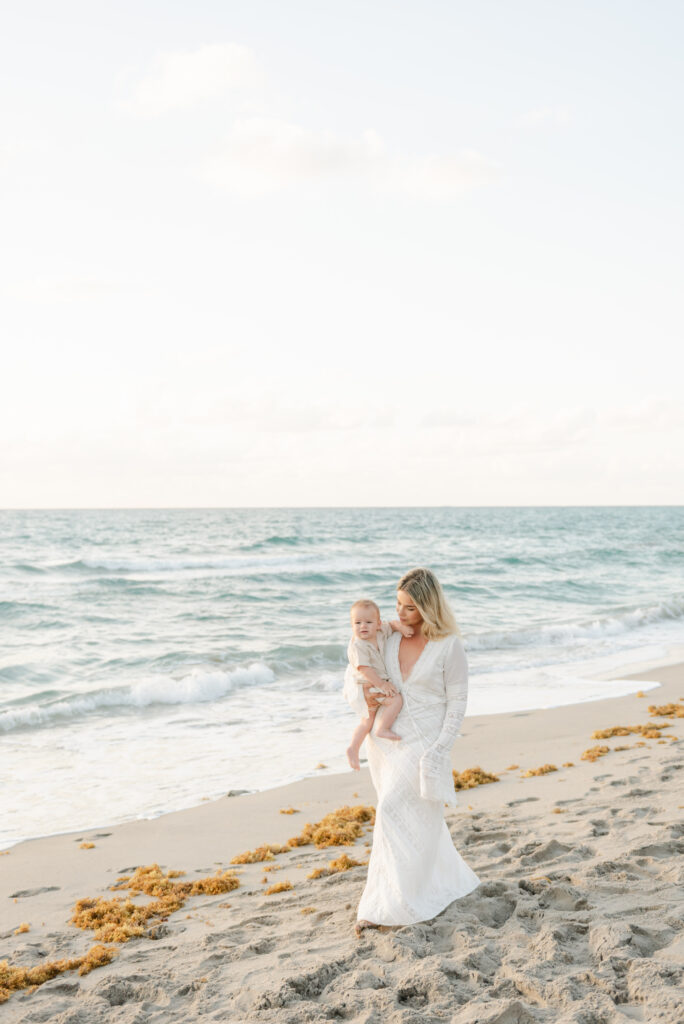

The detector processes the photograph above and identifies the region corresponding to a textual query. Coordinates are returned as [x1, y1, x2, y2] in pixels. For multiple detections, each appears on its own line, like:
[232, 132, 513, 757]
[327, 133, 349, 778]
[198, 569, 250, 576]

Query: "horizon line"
[1, 504, 683, 512]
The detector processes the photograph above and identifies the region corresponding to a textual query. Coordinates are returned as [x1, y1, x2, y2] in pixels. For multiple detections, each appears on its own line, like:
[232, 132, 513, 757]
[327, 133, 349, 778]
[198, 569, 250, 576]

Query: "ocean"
[2, 506, 683, 849]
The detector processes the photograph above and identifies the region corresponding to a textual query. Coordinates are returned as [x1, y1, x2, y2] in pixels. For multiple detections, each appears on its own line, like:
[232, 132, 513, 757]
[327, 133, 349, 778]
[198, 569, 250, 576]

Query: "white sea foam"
[0, 662, 275, 732]
[77, 554, 320, 573]
[467, 673, 661, 717]
[466, 596, 684, 652]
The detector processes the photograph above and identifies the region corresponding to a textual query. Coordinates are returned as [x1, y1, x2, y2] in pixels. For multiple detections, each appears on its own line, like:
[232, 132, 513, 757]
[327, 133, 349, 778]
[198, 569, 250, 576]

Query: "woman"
[345, 567, 480, 933]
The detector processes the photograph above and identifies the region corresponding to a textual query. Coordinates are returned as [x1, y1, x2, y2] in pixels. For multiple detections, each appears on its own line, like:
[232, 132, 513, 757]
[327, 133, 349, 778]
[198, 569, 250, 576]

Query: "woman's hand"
[389, 619, 414, 638]
[419, 749, 450, 802]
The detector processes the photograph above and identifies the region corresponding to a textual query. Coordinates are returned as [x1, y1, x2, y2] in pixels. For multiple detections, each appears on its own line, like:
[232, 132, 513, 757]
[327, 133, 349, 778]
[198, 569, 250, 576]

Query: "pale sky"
[2, 0, 683, 507]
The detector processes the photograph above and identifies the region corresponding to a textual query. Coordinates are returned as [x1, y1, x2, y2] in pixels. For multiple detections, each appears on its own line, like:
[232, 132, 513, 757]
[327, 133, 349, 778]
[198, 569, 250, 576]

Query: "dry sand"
[2, 663, 683, 1023]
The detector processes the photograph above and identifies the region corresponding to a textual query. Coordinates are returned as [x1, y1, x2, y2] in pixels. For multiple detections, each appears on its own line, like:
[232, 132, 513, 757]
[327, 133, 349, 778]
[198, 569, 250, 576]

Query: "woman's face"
[396, 589, 423, 630]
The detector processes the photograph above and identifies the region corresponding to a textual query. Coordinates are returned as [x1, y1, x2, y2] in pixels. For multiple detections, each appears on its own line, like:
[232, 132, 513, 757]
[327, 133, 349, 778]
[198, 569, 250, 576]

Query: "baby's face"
[351, 608, 380, 642]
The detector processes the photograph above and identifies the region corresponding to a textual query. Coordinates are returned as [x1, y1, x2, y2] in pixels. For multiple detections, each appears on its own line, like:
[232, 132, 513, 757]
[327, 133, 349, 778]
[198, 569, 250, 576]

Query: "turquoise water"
[1, 507, 682, 847]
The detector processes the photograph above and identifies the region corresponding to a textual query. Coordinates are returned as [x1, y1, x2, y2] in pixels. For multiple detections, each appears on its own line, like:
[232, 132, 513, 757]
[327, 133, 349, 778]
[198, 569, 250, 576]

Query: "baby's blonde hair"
[350, 599, 381, 621]
[396, 567, 459, 640]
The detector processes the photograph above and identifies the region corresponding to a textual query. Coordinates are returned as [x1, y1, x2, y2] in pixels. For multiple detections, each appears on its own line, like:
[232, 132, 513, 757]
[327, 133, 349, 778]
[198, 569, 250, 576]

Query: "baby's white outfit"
[343, 622, 396, 717]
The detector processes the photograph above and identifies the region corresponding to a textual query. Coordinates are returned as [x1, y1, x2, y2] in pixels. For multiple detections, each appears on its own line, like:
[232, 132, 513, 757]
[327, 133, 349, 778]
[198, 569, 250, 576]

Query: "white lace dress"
[344, 631, 480, 925]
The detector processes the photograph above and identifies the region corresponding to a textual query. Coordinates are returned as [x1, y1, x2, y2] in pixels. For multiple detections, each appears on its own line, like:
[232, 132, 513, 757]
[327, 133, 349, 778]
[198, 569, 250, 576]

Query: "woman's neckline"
[397, 634, 430, 683]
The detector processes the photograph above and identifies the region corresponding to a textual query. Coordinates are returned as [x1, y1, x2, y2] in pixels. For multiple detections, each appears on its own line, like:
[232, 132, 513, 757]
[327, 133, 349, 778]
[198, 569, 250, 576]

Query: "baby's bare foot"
[375, 730, 401, 741]
[346, 746, 361, 770]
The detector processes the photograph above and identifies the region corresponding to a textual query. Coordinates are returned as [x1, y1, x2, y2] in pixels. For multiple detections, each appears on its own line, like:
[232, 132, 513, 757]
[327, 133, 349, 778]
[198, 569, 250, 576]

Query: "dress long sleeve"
[418, 635, 468, 802]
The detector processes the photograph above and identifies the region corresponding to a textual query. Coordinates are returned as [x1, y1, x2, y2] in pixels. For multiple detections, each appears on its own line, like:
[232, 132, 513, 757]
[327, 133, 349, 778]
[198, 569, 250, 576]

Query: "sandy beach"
[2, 661, 683, 1023]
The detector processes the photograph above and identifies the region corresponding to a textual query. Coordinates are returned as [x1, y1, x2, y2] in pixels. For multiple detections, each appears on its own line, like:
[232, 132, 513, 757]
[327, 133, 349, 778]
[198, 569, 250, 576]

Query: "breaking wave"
[0, 662, 275, 733]
[466, 596, 684, 652]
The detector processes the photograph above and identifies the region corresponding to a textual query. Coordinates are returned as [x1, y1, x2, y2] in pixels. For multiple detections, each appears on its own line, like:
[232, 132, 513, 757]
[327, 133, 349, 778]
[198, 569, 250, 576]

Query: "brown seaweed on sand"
[453, 767, 500, 789]
[591, 722, 671, 739]
[288, 805, 376, 849]
[229, 806, 375, 864]
[581, 745, 610, 762]
[307, 853, 364, 879]
[264, 881, 293, 895]
[279, 807, 300, 814]
[521, 764, 557, 777]
[0, 945, 117, 1004]
[648, 701, 684, 718]
[73, 864, 239, 943]
[230, 843, 290, 864]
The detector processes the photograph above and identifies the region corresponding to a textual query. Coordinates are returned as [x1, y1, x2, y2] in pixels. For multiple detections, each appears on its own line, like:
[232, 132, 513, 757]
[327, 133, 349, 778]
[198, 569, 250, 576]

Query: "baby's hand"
[399, 623, 414, 638]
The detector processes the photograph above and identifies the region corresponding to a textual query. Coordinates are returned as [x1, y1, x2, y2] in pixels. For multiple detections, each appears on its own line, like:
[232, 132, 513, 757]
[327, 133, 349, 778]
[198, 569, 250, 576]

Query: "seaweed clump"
[591, 722, 671, 740]
[264, 881, 293, 895]
[581, 745, 610, 762]
[72, 864, 239, 943]
[279, 807, 299, 815]
[288, 805, 375, 849]
[521, 764, 557, 777]
[230, 843, 290, 864]
[230, 805, 376, 869]
[13, 924, 30, 935]
[453, 767, 500, 789]
[0, 945, 117, 1004]
[307, 853, 363, 879]
[648, 702, 684, 718]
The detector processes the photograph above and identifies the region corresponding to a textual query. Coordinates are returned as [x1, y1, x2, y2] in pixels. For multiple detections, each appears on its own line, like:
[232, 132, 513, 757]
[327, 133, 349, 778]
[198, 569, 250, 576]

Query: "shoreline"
[4, 645, 682, 853]
[2, 659, 682, 1020]
[3, 656, 681, 883]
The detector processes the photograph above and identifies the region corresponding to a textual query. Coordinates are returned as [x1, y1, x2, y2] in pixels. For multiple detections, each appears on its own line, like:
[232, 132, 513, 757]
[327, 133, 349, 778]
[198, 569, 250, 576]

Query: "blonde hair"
[396, 568, 459, 640]
[350, 599, 381, 621]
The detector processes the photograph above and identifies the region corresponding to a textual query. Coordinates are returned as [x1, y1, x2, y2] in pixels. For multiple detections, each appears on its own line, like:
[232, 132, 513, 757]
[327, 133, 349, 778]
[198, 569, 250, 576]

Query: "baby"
[345, 599, 413, 771]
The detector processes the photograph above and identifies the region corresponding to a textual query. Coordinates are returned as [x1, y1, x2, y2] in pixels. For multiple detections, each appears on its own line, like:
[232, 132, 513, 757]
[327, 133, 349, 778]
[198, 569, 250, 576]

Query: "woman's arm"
[419, 636, 468, 801]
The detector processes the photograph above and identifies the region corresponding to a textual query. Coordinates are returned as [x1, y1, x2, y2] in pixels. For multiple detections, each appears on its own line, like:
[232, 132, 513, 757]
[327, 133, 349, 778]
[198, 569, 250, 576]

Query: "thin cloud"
[117, 43, 264, 117]
[116, 46, 499, 198]
[203, 117, 499, 198]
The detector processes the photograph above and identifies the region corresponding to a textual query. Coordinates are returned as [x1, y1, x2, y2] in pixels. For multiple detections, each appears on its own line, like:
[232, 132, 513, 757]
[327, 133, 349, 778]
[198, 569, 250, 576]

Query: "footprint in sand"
[538, 885, 589, 911]
[9, 885, 60, 898]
